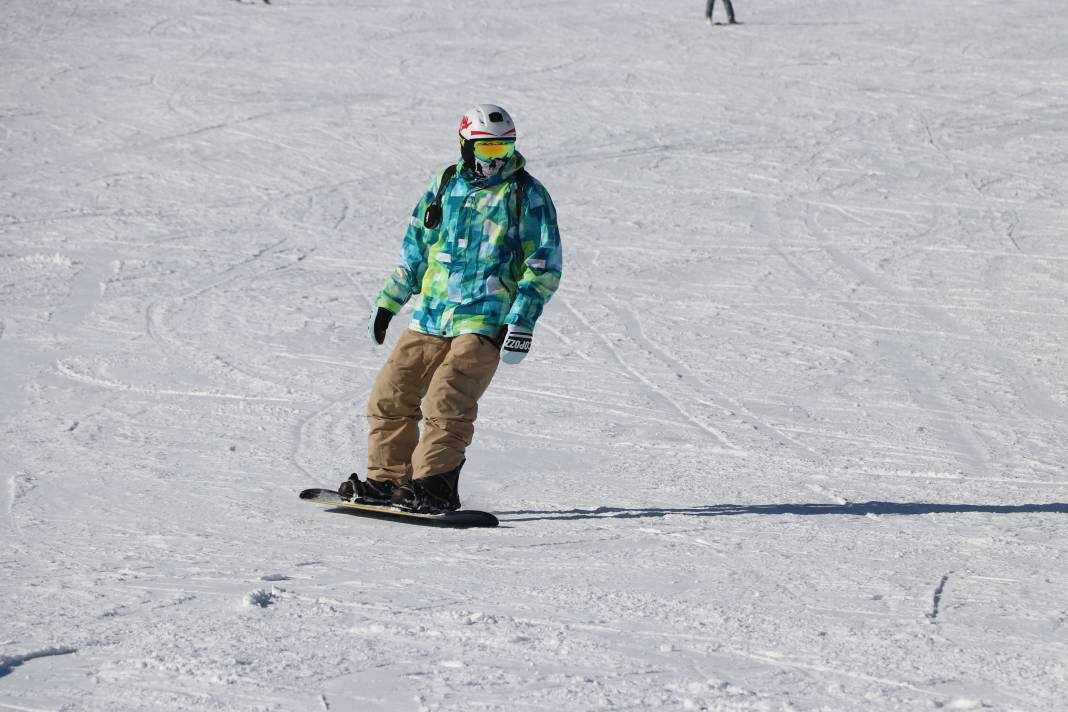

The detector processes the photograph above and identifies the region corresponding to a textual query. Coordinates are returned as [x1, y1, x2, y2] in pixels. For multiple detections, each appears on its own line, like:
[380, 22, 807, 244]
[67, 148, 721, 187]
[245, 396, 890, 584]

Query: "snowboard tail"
[299, 488, 499, 528]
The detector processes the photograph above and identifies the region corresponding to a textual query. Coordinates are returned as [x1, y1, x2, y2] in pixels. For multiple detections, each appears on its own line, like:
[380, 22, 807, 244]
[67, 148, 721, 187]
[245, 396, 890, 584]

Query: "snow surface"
[3, 0, 1068, 709]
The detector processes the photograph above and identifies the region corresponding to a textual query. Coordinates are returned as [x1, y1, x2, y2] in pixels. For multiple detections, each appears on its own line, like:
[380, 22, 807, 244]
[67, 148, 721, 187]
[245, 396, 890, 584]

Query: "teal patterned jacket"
[375, 152, 562, 338]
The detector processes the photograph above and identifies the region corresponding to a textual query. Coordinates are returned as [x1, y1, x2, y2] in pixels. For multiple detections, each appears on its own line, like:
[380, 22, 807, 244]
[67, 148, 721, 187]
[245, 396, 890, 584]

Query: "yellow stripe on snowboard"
[332, 500, 442, 520]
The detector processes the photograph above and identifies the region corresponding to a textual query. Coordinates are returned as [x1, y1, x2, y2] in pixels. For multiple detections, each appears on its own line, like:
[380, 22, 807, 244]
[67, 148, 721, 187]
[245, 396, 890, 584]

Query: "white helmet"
[459, 104, 516, 141]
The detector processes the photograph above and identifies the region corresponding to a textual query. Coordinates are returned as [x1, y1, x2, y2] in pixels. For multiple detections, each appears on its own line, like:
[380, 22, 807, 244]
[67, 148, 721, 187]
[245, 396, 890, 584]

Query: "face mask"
[474, 156, 508, 178]
[459, 138, 515, 178]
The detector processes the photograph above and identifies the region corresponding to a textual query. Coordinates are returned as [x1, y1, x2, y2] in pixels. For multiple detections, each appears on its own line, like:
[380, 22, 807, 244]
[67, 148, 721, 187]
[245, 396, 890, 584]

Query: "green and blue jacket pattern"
[375, 152, 562, 338]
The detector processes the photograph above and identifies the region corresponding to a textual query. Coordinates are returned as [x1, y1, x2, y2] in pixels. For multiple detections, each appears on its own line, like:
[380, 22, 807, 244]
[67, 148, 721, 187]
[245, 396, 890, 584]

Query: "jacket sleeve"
[374, 175, 439, 314]
[505, 180, 563, 331]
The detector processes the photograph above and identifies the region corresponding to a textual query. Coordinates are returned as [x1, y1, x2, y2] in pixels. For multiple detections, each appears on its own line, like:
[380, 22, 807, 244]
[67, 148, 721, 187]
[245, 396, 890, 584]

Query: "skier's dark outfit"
[705, 0, 736, 23]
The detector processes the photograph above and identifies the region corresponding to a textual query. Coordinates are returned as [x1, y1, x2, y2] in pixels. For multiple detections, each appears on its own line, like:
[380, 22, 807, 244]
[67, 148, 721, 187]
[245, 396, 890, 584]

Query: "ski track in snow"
[2, 0, 1068, 710]
[557, 291, 741, 452]
[0, 647, 80, 683]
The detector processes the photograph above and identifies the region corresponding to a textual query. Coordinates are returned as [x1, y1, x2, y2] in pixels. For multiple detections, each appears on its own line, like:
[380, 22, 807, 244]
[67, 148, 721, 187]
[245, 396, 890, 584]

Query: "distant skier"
[705, 0, 736, 24]
[340, 104, 563, 513]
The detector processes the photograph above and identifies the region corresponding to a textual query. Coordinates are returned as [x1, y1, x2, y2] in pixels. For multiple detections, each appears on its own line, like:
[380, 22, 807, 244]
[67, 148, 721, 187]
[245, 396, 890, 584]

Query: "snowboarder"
[340, 104, 563, 513]
[705, 0, 736, 24]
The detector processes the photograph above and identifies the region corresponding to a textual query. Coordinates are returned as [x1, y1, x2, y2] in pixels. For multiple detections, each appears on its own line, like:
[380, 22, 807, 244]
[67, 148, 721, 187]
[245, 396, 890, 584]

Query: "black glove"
[368, 306, 393, 345]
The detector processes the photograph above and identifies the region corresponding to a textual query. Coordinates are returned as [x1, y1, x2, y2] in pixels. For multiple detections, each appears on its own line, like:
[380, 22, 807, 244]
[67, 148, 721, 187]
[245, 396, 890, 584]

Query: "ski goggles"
[472, 140, 516, 160]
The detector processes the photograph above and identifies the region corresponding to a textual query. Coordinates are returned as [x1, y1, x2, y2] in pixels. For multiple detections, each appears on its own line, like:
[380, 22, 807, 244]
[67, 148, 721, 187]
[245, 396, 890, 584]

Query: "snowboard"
[299, 488, 499, 528]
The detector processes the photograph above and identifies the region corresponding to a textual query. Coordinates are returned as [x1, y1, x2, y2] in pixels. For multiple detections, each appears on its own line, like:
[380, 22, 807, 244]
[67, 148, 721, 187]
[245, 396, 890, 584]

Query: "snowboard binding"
[338, 473, 395, 504]
[391, 468, 462, 514]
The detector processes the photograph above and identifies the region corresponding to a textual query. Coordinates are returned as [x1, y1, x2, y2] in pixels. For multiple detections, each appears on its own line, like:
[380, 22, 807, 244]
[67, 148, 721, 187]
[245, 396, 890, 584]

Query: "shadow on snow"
[498, 501, 1068, 523]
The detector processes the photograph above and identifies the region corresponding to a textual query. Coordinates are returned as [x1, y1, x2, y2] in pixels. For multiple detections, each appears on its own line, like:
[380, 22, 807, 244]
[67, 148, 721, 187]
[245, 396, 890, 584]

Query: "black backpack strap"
[513, 168, 528, 239]
[422, 164, 457, 229]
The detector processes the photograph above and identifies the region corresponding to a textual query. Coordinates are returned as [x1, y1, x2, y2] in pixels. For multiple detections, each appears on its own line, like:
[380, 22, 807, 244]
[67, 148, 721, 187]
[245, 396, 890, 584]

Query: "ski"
[299, 488, 499, 528]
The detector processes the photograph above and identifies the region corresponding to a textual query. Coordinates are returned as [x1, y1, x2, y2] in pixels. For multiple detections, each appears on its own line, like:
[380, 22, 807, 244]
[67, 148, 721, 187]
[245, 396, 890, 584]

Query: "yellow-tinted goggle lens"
[473, 140, 515, 160]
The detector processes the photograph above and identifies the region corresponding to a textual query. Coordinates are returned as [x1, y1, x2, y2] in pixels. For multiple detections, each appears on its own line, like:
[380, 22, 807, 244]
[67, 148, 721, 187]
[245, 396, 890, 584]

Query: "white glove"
[501, 326, 532, 365]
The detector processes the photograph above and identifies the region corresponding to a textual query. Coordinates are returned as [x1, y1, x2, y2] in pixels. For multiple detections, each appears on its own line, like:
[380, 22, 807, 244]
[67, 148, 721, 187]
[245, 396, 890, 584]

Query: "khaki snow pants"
[367, 329, 501, 483]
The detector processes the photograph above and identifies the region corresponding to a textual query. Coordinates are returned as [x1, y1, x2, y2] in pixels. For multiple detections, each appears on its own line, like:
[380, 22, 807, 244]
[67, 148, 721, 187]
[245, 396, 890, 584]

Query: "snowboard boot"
[338, 473, 396, 504]
[390, 462, 464, 513]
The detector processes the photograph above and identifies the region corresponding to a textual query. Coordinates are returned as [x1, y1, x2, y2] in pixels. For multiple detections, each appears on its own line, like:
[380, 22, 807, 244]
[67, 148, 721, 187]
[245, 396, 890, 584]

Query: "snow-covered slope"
[3, 0, 1067, 709]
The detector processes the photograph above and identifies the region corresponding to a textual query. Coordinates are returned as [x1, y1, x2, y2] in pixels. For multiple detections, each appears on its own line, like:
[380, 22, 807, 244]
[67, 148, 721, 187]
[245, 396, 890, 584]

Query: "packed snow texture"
[2, 0, 1068, 710]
